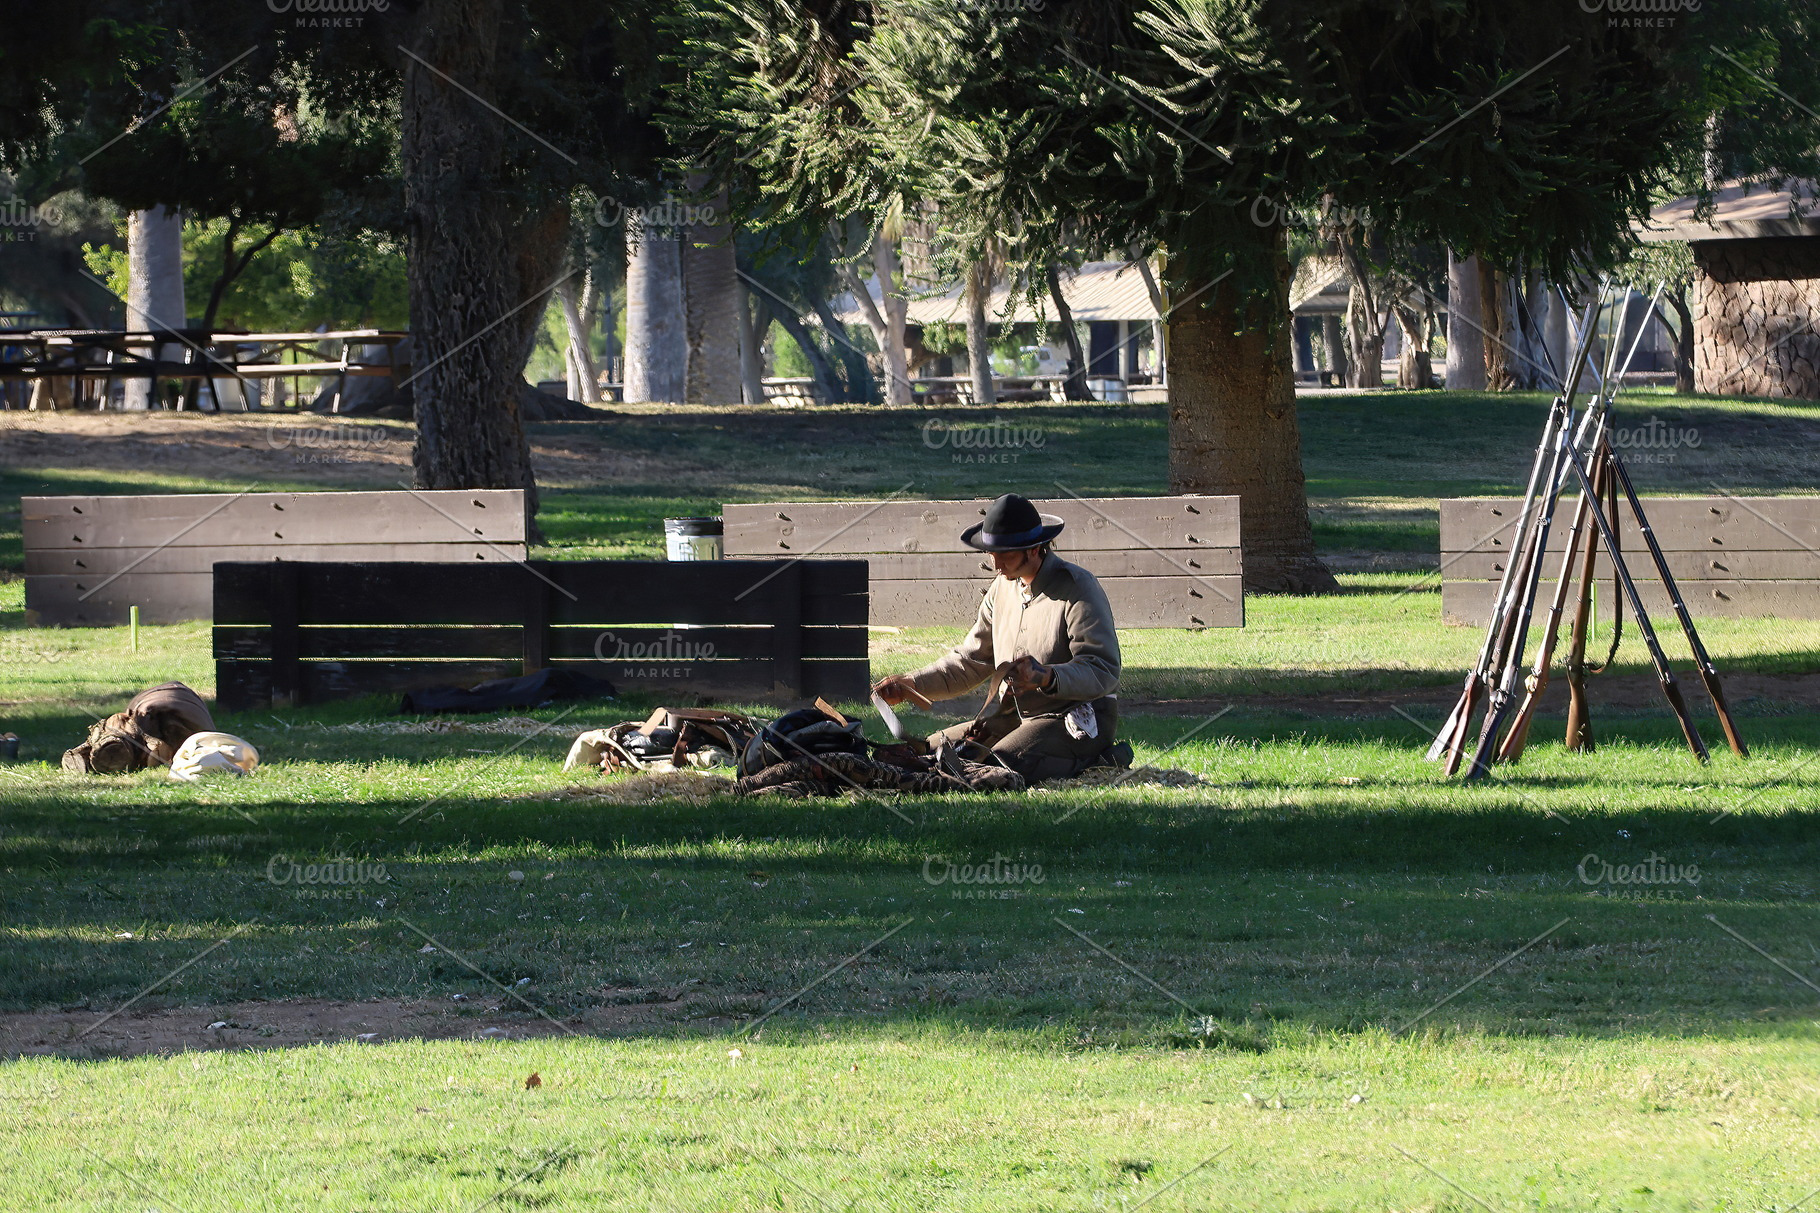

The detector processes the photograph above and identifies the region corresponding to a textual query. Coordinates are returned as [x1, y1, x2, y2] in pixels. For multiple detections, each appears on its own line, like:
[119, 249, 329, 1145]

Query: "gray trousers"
[928, 696, 1119, 783]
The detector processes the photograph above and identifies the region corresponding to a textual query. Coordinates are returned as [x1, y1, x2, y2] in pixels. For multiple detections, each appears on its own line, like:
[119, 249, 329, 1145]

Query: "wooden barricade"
[213, 559, 870, 711]
[24, 490, 528, 626]
[722, 495, 1242, 629]
[1439, 495, 1820, 623]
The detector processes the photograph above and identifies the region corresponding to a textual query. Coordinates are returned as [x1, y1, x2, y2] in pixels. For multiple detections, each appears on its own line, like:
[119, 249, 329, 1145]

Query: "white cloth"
[169, 732, 260, 781]
[1063, 701, 1099, 741]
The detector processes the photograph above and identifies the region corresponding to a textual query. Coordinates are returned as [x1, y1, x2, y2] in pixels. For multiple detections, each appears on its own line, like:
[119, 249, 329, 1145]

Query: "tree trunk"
[1479, 266, 1517, 390]
[1335, 232, 1384, 388]
[964, 260, 996, 406]
[1132, 251, 1168, 385]
[401, 0, 562, 523]
[1509, 273, 1552, 390]
[1543, 285, 1570, 385]
[811, 295, 875, 402]
[126, 205, 186, 411]
[837, 237, 912, 405]
[1445, 250, 1487, 390]
[681, 188, 741, 404]
[1344, 294, 1384, 388]
[739, 291, 770, 404]
[1166, 223, 1337, 594]
[624, 216, 686, 402]
[871, 235, 912, 404]
[1320, 314, 1349, 385]
[1667, 287, 1696, 395]
[1292, 315, 1315, 376]
[556, 273, 599, 403]
[1045, 264, 1093, 401]
[1390, 300, 1435, 389]
[771, 305, 842, 404]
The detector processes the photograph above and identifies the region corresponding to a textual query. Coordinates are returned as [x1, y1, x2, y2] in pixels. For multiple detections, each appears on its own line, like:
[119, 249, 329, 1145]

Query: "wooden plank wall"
[1439, 496, 1820, 623]
[213, 560, 870, 711]
[723, 496, 1242, 628]
[24, 490, 528, 625]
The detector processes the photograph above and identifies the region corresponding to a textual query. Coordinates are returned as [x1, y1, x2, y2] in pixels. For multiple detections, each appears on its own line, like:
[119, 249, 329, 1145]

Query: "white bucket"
[664, 517, 723, 561]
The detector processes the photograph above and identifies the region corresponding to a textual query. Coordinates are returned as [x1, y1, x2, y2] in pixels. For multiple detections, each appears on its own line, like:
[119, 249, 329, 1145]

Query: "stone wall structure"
[1693, 235, 1820, 399]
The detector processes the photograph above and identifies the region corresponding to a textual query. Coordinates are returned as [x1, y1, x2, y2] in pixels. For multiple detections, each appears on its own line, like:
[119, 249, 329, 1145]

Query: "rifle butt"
[1661, 678, 1711, 765]
[1564, 674, 1595, 753]
[1704, 677, 1749, 759]
[1440, 684, 1482, 778]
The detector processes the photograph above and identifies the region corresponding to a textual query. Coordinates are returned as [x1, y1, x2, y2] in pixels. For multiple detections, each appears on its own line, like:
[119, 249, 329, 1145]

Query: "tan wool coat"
[906, 554, 1121, 719]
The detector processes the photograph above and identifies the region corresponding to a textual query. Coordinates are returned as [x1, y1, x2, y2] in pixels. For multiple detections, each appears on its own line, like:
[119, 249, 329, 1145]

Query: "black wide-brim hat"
[961, 493, 1066, 552]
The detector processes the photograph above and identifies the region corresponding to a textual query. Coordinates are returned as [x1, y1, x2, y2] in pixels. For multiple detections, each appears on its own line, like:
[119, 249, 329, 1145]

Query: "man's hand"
[872, 674, 920, 707]
[1007, 655, 1054, 695]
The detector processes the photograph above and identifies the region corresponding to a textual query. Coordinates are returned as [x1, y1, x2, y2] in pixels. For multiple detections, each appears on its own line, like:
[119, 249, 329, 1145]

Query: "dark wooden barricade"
[213, 560, 869, 711]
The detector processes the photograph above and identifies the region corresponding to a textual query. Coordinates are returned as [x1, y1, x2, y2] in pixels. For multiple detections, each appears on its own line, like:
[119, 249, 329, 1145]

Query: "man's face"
[991, 547, 1042, 581]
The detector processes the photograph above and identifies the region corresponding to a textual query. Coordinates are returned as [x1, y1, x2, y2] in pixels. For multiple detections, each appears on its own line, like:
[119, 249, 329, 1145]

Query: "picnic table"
[0, 329, 409, 411]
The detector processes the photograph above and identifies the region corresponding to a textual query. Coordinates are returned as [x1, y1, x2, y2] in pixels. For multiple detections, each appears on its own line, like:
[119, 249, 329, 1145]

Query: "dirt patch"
[0, 410, 714, 491]
[0, 989, 707, 1059]
[1128, 672, 1820, 718]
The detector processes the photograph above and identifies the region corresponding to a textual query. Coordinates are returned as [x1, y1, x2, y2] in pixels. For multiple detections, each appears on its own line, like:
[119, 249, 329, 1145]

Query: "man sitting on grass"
[872, 492, 1126, 781]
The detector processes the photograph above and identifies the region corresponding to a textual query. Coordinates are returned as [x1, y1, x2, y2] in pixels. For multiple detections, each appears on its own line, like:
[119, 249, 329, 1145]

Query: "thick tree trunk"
[739, 292, 770, 404]
[1446, 250, 1487, 390]
[681, 190, 741, 404]
[1667, 287, 1696, 395]
[125, 205, 186, 411]
[624, 217, 686, 402]
[1045, 264, 1093, 401]
[964, 260, 996, 406]
[401, 0, 556, 520]
[1166, 224, 1337, 594]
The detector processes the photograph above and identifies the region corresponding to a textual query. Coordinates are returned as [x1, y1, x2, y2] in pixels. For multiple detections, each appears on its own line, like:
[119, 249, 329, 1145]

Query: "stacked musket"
[1429, 282, 1749, 780]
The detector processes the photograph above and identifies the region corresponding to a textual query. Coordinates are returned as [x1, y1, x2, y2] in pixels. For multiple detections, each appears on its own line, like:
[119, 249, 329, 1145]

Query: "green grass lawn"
[4, 393, 1819, 1209]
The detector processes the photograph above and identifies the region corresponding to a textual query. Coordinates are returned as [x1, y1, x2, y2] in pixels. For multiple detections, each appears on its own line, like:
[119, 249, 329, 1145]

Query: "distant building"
[1639, 179, 1820, 399]
[838, 261, 1164, 395]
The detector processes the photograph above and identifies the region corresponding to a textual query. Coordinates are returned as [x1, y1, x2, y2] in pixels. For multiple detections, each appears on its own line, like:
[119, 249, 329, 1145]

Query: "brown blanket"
[62, 682, 214, 774]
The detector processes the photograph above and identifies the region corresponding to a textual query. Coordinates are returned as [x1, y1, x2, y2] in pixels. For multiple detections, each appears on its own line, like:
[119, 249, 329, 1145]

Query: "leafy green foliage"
[82, 219, 407, 331]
